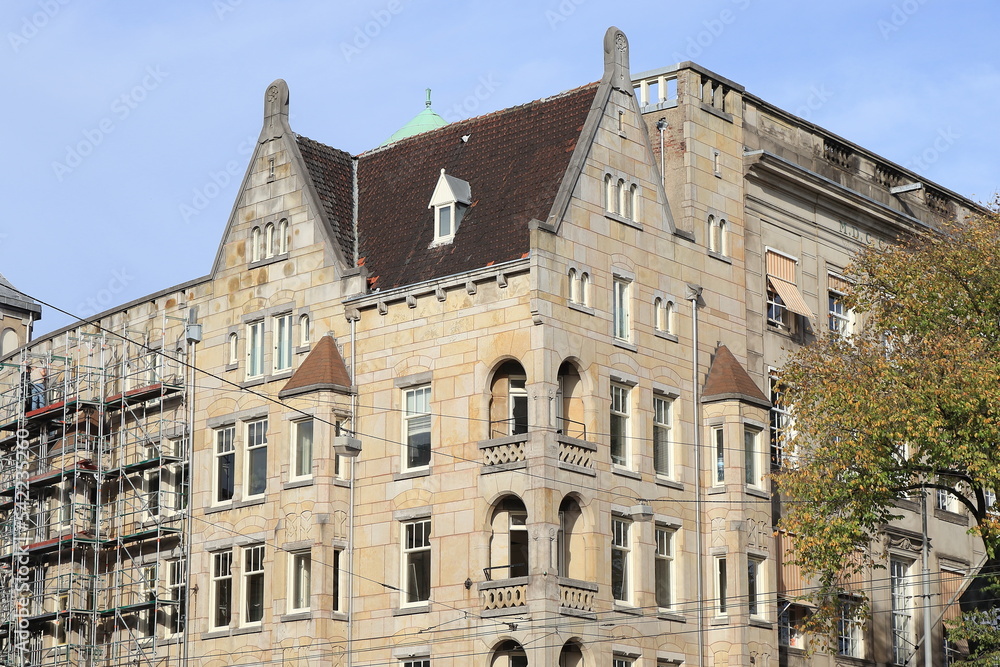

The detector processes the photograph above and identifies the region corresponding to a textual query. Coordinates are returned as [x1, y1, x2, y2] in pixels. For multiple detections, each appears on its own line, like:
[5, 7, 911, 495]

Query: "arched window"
[490, 640, 528, 667]
[559, 640, 585, 667]
[488, 496, 529, 579]
[568, 268, 578, 303]
[299, 314, 310, 346]
[708, 215, 719, 253]
[629, 183, 639, 222]
[579, 272, 589, 306]
[489, 360, 528, 437]
[719, 219, 729, 256]
[664, 300, 675, 334]
[0, 328, 18, 356]
[604, 174, 615, 213]
[617, 179, 626, 218]
[264, 223, 275, 258]
[278, 219, 288, 254]
[251, 227, 261, 262]
[228, 332, 238, 365]
[654, 298, 664, 331]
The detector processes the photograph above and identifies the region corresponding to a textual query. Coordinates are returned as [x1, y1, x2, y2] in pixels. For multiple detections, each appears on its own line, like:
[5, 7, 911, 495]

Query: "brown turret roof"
[701, 344, 770, 408]
[279, 334, 353, 398]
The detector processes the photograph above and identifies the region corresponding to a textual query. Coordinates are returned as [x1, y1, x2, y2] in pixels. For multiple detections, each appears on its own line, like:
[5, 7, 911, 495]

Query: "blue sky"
[4, 0, 999, 335]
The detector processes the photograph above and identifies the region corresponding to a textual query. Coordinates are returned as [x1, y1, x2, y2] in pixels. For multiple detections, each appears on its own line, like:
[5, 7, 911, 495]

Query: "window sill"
[746, 486, 769, 499]
[295, 344, 311, 356]
[394, 467, 431, 482]
[657, 610, 686, 623]
[568, 301, 595, 316]
[280, 611, 312, 623]
[612, 466, 641, 481]
[283, 478, 313, 490]
[334, 478, 352, 488]
[707, 485, 726, 495]
[241, 377, 266, 389]
[605, 212, 644, 231]
[709, 616, 729, 627]
[331, 611, 348, 622]
[204, 496, 267, 515]
[934, 508, 969, 526]
[749, 617, 772, 629]
[224, 362, 238, 373]
[613, 339, 638, 352]
[201, 624, 262, 640]
[393, 603, 430, 616]
[268, 369, 294, 383]
[613, 603, 642, 616]
[248, 253, 289, 270]
[708, 250, 732, 264]
[655, 477, 684, 491]
[700, 102, 734, 123]
[654, 330, 679, 343]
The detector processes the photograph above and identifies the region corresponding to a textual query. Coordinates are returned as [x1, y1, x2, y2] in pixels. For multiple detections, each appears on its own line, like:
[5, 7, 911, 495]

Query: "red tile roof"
[280, 334, 353, 397]
[702, 344, 770, 407]
[297, 83, 598, 290]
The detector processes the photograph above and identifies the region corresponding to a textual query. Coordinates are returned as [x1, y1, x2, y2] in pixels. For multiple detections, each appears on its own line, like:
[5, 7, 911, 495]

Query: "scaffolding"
[0, 316, 191, 667]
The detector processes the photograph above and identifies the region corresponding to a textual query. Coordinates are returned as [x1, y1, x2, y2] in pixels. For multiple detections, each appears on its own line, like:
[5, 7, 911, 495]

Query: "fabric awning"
[769, 277, 815, 319]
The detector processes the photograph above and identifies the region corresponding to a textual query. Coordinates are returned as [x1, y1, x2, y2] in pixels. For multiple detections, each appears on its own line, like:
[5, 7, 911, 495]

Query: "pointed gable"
[354, 83, 598, 290]
[702, 344, 770, 408]
[279, 334, 353, 398]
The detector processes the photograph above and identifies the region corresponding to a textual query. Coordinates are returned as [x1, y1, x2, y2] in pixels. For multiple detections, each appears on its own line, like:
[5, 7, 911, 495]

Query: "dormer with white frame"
[428, 168, 471, 246]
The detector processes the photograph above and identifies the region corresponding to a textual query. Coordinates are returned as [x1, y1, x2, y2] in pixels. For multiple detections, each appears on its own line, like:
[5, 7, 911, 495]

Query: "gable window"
[611, 516, 632, 603]
[766, 250, 813, 332]
[428, 169, 471, 245]
[828, 273, 853, 334]
[655, 297, 674, 334]
[211, 550, 233, 629]
[246, 321, 264, 379]
[278, 219, 288, 254]
[251, 227, 261, 262]
[402, 518, 431, 604]
[653, 394, 672, 477]
[299, 313, 310, 347]
[605, 174, 616, 213]
[610, 384, 630, 467]
[403, 385, 431, 470]
[569, 269, 590, 307]
[273, 313, 293, 372]
[613, 276, 631, 341]
[243, 544, 265, 625]
[245, 418, 268, 498]
[291, 419, 313, 480]
[228, 332, 238, 366]
[264, 223, 275, 258]
[214, 426, 235, 504]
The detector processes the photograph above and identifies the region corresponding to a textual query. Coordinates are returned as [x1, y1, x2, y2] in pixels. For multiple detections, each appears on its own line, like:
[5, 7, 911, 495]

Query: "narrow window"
[579, 272, 589, 306]
[437, 205, 452, 239]
[402, 519, 431, 604]
[713, 426, 725, 484]
[568, 268, 578, 303]
[167, 559, 185, 635]
[251, 227, 261, 262]
[664, 300, 674, 334]
[246, 321, 264, 379]
[745, 428, 760, 487]
[228, 332, 238, 365]
[273, 313, 293, 372]
[278, 219, 288, 254]
[779, 600, 804, 648]
[708, 215, 719, 252]
[653, 395, 671, 476]
[211, 550, 233, 628]
[828, 273, 852, 334]
[605, 174, 615, 213]
[769, 370, 790, 469]
[611, 517, 631, 603]
[214, 426, 235, 503]
[617, 179, 627, 218]
[264, 223, 275, 258]
[509, 377, 528, 435]
[292, 419, 313, 480]
[719, 220, 728, 256]
[655, 525, 674, 608]
[403, 385, 431, 470]
[613, 276, 631, 341]
[630, 183, 639, 222]
[748, 557, 762, 616]
[290, 550, 311, 612]
[243, 545, 265, 624]
[716, 556, 728, 615]
[332, 548, 343, 612]
[654, 297, 664, 331]
[299, 313, 310, 346]
[891, 559, 912, 665]
[610, 384, 630, 467]
[839, 597, 863, 658]
[508, 508, 529, 578]
[245, 418, 268, 498]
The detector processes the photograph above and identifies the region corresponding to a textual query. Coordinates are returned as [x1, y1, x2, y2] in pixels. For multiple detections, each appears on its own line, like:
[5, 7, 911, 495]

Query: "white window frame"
[508, 376, 528, 436]
[291, 418, 314, 481]
[264, 222, 275, 258]
[715, 555, 728, 616]
[251, 227, 261, 262]
[779, 599, 805, 649]
[744, 427, 762, 489]
[937, 487, 959, 513]
[769, 369, 791, 469]
[891, 558, 912, 665]
[402, 385, 431, 471]
[273, 313, 293, 373]
[299, 313, 310, 347]
[401, 660, 430, 667]
[214, 425, 236, 505]
[210, 550, 233, 629]
[244, 418, 268, 499]
[613, 276, 631, 341]
[278, 219, 288, 254]
[402, 518, 431, 606]
[610, 384, 630, 468]
[289, 549, 311, 612]
[828, 272, 853, 335]
[246, 320, 264, 379]
[838, 596, 864, 658]
[655, 525, 674, 609]
[166, 558, 185, 637]
[713, 426, 725, 485]
[242, 544, 265, 626]
[611, 516, 632, 603]
[228, 332, 238, 365]
[613, 657, 635, 667]
[332, 547, 343, 612]
[434, 203, 456, 243]
[748, 556, 764, 617]
[767, 285, 788, 329]
[653, 394, 672, 477]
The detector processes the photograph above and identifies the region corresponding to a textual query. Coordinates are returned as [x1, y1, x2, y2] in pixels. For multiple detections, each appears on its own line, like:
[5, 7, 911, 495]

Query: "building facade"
[0, 27, 986, 667]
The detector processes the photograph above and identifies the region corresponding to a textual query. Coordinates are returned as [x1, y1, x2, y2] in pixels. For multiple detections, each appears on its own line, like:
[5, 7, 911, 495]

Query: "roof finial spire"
[425, 88, 432, 109]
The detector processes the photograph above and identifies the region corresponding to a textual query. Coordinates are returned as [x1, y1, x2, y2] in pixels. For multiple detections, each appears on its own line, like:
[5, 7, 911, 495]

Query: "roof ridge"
[358, 81, 600, 157]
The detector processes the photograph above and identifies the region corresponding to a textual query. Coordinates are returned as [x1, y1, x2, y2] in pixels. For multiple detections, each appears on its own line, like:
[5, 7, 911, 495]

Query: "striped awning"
[767, 251, 814, 319]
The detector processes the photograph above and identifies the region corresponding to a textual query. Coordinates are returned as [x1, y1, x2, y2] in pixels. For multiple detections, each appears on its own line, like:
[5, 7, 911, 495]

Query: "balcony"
[479, 577, 528, 616]
[478, 433, 528, 472]
[559, 578, 597, 618]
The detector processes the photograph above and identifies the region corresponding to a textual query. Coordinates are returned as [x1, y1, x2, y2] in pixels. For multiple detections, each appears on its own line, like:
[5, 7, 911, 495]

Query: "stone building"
[0, 26, 986, 667]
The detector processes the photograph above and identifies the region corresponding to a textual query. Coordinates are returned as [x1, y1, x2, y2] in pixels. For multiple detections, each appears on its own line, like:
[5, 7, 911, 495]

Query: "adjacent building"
[0, 27, 986, 667]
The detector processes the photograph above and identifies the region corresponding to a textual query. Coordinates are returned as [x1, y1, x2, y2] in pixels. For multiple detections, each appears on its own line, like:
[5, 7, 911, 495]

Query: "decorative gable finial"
[603, 27, 631, 92]
[262, 79, 290, 140]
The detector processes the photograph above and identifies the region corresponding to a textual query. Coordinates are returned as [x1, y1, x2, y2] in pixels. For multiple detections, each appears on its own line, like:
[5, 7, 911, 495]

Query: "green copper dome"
[381, 88, 448, 146]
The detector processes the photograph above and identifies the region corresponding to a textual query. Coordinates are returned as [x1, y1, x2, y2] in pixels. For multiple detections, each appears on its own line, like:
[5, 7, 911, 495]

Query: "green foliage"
[777, 202, 1000, 651]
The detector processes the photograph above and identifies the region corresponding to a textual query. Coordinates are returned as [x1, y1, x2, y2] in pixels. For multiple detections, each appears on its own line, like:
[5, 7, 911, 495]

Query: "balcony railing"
[480, 577, 528, 613]
[556, 434, 597, 473]
[478, 433, 528, 469]
[559, 578, 598, 617]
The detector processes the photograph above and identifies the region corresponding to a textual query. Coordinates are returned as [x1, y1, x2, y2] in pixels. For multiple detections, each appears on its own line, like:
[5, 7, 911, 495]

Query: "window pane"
[404, 387, 431, 469]
[295, 420, 313, 478]
[438, 205, 452, 237]
[654, 397, 670, 475]
[745, 429, 757, 485]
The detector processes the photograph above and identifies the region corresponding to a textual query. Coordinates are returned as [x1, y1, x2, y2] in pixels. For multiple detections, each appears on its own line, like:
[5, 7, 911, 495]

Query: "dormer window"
[428, 168, 471, 246]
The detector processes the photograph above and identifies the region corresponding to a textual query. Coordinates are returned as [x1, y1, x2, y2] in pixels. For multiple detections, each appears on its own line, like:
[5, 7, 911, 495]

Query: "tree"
[776, 202, 1000, 660]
